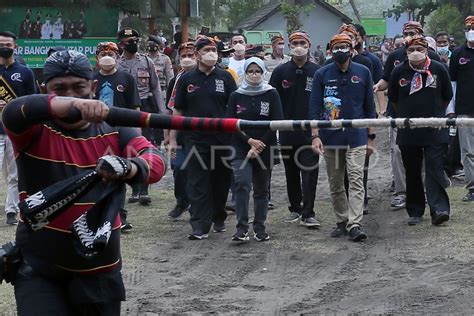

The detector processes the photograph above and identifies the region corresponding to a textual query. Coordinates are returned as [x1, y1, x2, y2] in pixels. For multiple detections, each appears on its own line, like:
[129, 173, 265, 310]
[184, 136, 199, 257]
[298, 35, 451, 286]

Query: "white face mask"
[291, 46, 308, 57]
[180, 57, 196, 70]
[233, 43, 246, 56]
[99, 56, 116, 71]
[408, 51, 426, 63]
[465, 30, 474, 42]
[200, 52, 218, 67]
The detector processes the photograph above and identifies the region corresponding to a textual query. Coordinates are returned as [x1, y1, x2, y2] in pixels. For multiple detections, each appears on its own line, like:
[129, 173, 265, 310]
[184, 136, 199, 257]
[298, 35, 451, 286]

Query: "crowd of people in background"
[1, 14, 474, 313]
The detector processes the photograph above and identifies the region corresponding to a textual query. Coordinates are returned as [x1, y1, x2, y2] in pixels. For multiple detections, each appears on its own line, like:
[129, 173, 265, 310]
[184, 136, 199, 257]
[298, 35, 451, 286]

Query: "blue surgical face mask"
[221, 57, 230, 67]
[436, 46, 449, 55]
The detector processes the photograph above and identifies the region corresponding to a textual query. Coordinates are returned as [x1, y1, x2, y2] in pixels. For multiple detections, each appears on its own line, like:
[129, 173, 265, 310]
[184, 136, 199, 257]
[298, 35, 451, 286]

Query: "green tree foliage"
[387, 0, 472, 26]
[386, 0, 439, 25]
[220, 0, 267, 30]
[427, 4, 465, 44]
[280, 0, 315, 34]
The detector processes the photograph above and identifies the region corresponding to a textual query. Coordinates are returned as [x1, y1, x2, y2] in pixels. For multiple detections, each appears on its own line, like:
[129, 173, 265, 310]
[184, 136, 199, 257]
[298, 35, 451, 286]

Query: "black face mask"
[333, 51, 350, 64]
[0, 47, 14, 59]
[124, 42, 138, 54]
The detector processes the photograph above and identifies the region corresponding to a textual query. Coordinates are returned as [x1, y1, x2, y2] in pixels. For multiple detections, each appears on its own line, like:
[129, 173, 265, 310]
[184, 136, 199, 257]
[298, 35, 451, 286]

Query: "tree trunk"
[348, 0, 361, 22]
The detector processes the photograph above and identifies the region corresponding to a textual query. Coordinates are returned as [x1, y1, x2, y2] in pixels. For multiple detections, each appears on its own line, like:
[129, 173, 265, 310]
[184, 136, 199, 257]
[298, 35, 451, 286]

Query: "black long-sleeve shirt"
[226, 89, 283, 165]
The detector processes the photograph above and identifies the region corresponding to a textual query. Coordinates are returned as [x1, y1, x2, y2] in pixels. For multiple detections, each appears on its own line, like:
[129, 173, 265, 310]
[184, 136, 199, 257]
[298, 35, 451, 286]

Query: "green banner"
[0, 6, 118, 39]
[0, 6, 119, 68]
[16, 38, 116, 68]
[361, 18, 387, 36]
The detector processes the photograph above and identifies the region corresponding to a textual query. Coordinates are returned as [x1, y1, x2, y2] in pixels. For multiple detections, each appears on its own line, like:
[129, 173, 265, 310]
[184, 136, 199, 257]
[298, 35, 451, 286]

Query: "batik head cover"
[43, 50, 93, 83]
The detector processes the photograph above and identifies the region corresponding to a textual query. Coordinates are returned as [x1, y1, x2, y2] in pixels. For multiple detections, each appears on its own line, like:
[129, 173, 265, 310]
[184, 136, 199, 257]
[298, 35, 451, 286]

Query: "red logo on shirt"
[459, 57, 470, 65]
[351, 75, 360, 84]
[399, 78, 409, 87]
[282, 80, 293, 89]
[187, 84, 199, 93]
[394, 60, 401, 66]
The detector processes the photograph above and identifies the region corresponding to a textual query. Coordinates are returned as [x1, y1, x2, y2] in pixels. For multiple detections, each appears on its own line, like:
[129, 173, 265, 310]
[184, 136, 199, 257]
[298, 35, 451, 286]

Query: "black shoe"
[300, 217, 321, 228]
[6, 212, 18, 226]
[232, 230, 249, 242]
[407, 217, 422, 226]
[254, 232, 270, 242]
[168, 205, 188, 220]
[188, 233, 209, 240]
[432, 211, 449, 226]
[462, 191, 474, 202]
[225, 201, 236, 213]
[128, 194, 139, 203]
[330, 222, 348, 237]
[121, 219, 133, 231]
[348, 226, 367, 242]
[213, 222, 227, 233]
[139, 195, 151, 206]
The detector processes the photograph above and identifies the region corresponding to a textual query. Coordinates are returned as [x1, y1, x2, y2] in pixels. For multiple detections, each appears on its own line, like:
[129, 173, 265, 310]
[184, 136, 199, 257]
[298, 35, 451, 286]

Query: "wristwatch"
[311, 134, 320, 140]
[368, 134, 376, 140]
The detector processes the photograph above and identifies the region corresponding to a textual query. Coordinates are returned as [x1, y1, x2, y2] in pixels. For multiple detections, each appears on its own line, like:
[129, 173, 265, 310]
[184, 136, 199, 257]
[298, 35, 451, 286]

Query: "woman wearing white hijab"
[226, 57, 283, 242]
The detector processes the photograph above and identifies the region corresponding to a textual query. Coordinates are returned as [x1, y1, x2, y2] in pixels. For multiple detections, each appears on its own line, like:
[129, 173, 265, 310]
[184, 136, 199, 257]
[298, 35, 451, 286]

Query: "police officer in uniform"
[117, 28, 165, 206]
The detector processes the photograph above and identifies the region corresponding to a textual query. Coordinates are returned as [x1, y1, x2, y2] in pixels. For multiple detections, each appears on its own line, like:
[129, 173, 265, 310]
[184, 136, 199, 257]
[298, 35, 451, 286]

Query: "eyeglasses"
[246, 70, 262, 75]
[332, 46, 350, 53]
[232, 40, 245, 45]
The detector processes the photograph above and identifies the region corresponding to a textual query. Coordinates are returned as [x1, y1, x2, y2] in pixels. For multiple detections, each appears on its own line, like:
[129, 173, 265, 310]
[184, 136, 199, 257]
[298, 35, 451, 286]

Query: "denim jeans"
[231, 158, 270, 234]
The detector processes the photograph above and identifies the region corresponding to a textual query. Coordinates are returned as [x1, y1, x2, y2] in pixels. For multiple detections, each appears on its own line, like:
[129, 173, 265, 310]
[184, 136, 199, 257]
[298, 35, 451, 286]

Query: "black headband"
[43, 50, 93, 83]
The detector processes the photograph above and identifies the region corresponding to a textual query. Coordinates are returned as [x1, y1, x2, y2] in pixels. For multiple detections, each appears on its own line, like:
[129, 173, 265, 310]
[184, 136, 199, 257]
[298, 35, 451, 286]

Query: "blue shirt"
[363, 50, 383, 83]
[1, 61, 36, 134]
[309, 62, 376, 148]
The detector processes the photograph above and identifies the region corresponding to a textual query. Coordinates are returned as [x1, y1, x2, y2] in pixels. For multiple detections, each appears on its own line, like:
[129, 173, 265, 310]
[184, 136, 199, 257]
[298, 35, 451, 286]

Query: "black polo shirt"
[174, 66, 237, 147]
[383, 47, 441, 117]
[389, 60, 452, 146]
[449, 44, 474, 115]
[269, 59, 320, 145]
[383, 47, 441, 81]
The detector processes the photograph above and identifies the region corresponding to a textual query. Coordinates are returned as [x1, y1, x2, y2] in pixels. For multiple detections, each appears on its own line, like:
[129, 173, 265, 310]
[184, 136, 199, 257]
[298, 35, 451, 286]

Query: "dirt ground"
[119, 127, 474, 315]
[1, 127, 474, 315]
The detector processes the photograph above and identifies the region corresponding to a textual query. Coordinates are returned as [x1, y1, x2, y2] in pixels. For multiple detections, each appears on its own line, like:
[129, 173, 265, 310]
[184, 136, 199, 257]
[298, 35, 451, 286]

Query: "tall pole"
[180, 0, 189, 43]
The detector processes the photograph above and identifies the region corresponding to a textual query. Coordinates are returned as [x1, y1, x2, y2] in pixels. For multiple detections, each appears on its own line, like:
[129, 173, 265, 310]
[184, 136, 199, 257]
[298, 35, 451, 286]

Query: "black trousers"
[173, 168, 189, 209]
[281, 145, 319, 219]
[140, 98, 158, 145]
[400, 144, 450, 218]
[185, 144, 232, 234]
[15, 262, 123, 316]
[445, 133, 463, 176]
